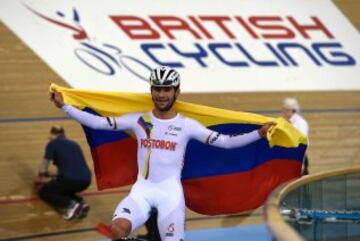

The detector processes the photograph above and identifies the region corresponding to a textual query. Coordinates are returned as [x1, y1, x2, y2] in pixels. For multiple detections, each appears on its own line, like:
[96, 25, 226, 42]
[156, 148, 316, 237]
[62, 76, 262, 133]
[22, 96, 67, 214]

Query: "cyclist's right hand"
[50, 90, 64, 108]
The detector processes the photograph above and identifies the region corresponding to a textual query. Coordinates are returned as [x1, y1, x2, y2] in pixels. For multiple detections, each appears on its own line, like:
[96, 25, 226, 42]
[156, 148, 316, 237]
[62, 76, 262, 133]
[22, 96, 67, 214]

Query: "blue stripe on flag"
[182, 123, 305, 180]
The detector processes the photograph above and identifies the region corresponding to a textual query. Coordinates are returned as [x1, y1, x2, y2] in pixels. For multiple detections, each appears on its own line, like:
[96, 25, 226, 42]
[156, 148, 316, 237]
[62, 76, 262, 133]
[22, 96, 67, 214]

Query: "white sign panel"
[1, 0, 360, 92]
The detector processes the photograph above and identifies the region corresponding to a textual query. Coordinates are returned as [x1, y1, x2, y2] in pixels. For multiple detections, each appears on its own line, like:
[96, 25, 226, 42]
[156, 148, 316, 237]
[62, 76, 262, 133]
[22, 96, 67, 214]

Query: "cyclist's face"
[151, 86, 179, 112]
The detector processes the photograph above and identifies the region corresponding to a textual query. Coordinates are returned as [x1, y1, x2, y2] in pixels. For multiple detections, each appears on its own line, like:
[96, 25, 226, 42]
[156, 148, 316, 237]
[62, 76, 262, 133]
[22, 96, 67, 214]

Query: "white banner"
[1, 0, 360, 92]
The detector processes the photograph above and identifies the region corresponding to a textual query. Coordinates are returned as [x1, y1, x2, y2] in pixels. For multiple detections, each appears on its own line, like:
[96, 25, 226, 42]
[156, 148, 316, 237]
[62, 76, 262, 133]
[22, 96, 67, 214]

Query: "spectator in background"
[36, 126, 92, 220]
[282, 98, 310, 175]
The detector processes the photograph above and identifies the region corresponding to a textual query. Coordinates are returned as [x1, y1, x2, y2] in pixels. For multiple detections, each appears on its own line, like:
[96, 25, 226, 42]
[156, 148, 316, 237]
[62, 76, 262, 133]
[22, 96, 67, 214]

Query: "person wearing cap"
[282, 97, 310, 175]
[50, 66, 274, 240]
[37, 126, 92, 220]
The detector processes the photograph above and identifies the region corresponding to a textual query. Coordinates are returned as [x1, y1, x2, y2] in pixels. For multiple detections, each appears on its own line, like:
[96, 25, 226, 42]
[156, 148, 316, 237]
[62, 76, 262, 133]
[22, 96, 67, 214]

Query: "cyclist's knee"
[111, 218, 131, 240]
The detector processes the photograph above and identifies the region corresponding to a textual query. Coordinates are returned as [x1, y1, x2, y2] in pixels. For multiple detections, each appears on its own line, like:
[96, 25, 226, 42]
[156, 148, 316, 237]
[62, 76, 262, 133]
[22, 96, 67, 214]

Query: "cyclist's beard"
[153, 96, 176, 112]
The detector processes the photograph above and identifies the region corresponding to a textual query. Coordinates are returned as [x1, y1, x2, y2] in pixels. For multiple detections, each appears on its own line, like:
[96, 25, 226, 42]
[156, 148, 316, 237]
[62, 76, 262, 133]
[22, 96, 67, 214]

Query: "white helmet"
[283, 97, 300, 112]
[149, 66, 180, 87]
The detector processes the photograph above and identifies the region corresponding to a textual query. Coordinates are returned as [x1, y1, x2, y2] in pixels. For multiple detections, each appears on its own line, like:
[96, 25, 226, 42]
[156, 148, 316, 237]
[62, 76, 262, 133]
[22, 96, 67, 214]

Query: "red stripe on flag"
[183, 159, 301, 215]
[92, 138, 138, 190]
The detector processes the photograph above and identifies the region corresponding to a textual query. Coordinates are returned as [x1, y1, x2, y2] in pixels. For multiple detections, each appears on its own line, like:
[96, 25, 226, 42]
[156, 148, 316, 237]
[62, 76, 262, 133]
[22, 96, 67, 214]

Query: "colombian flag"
[51, 84, 307, 215]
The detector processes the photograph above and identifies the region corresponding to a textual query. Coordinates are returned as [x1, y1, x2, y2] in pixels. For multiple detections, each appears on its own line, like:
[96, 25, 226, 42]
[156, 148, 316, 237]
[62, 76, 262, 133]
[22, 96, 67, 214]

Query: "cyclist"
[51, 66, 273, 240]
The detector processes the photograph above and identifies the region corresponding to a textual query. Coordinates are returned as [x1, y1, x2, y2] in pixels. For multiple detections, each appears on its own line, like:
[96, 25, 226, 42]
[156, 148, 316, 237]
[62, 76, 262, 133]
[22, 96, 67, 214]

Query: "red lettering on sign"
[287, 16, 334, 39]
[110, 15, 160, 39]
[188, 16, 213, 39]
[234, 16, 259, 39]
[249, 16, 295, 39]
[109, 15, 334, 40]
[150, 15, 201, 39]
[199, 16, 236, 39]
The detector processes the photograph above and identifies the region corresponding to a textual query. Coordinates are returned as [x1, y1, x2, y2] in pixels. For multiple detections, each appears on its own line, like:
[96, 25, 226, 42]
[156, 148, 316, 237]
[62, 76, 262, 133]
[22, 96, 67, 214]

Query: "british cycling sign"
[1, 0, 360, 92]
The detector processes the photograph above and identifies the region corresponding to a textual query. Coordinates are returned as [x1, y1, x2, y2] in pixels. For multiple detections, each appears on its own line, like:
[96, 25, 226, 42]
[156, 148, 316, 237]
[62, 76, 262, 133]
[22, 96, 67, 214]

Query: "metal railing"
[264, 166, 360, 241]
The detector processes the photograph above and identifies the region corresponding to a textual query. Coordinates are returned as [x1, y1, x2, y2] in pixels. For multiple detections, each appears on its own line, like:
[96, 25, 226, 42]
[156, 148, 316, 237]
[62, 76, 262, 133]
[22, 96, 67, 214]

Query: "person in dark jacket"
[37, 126, 92, 220]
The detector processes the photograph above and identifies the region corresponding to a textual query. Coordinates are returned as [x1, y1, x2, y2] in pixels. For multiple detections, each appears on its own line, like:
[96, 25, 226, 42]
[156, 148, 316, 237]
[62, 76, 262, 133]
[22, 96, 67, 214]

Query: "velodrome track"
[1, 0, 360, 240]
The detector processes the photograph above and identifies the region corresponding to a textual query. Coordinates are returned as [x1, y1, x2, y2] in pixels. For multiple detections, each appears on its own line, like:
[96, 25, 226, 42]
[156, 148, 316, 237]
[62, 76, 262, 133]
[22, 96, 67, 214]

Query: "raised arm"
[185, 118, 273, 149]
[62, 105, 120, 130]
[51, 91, 134, 131]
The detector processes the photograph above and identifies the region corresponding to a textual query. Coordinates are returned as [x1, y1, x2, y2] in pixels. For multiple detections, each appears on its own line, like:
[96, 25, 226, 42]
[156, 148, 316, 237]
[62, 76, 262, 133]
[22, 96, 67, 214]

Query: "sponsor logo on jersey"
[165, 125, 182, 136]
[140, 138, 178, 151]
[165, 223, 175, 237]
[168, 125, 182, 132]
[230, 133, 244, 137]
[165, 131, 178, 136]
[207, 132, 220, 144]
[121, 208, 131, 214]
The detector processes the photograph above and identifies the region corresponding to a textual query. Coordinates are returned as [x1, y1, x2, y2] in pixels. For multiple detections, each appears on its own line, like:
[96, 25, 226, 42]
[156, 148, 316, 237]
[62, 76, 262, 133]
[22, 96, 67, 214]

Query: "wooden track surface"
[1, 0, 360, 240]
